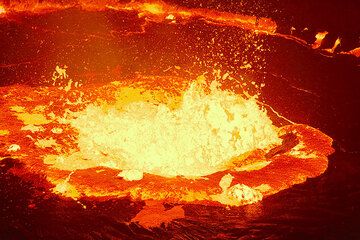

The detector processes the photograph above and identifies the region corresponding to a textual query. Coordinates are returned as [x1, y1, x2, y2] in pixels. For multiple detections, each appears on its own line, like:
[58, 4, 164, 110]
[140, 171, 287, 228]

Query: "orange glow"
[1, 1, 277, 33]
[312, 31, 328, 49]
[0, 66, 334, 206]
[1, 0, 358, 58]
[324, 37, 341, 53]
[0, 1, 340, 209]
[131, 201, 185, 228]
[0, 5, 6, 15]
[140, 3, 165, 14]
[341, 47, 360, 57]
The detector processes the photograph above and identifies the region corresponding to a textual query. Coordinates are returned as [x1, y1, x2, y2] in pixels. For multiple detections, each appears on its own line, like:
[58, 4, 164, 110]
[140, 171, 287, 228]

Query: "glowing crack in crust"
[0, 67, 334, 206]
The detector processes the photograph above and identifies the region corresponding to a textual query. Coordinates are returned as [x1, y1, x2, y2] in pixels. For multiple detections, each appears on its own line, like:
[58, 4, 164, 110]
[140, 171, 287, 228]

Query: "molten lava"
[0, 5, 6, 15]
[1, 0, 358, 58]
[0, 66, 333, 207]
[0, 1, 277, 33]
[0, 0, 339, 210]
[64, 78, 280, 178]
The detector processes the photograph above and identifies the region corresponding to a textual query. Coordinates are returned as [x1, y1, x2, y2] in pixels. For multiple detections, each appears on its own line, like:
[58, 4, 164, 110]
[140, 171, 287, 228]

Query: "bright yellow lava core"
[48, 77, 281, 180]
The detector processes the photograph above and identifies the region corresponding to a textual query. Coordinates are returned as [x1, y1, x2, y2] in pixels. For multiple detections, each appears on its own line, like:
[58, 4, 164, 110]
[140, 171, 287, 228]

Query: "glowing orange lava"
[1, 1, 358, 58]
[0, 0, 340, 208]
[0, 4, 6, 15]
[312, 31, 328, 49]
[0, 67, 333, 206]
[1, 1, 277, 32]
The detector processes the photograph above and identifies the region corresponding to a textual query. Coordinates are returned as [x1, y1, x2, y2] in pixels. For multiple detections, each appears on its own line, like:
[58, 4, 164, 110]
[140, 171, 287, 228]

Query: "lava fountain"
[0, 66, 333, 207]
[0, 0, 336, 230]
